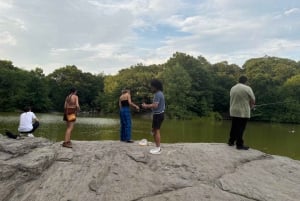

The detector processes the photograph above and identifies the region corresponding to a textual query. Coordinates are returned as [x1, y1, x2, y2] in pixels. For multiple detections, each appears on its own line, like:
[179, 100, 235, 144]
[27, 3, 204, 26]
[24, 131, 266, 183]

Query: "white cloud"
[0, 0, 13, 10]
[284, 8, 300, 15]
[0, 31, 16, 45]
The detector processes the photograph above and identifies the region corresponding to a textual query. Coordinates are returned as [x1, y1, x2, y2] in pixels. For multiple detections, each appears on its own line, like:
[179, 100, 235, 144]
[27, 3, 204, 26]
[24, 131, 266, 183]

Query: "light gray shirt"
[230, 83, 255, 118]
[153, 91, 165, 114]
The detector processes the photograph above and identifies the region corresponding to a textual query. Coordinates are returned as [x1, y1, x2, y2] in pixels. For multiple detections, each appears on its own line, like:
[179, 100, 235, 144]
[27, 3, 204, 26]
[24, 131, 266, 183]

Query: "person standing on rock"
[119, 89, 140, 143]
[142, 79, 165, 155]
[63, 87, 80, 148]
[18, 106, 40, 137]
[228, 76, 255, 150]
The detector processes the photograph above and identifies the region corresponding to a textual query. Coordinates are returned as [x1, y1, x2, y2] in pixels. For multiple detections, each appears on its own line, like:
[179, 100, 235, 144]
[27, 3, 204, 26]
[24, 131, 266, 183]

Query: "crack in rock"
[216, 154, 274, 201]
[130, 186, 193, 201]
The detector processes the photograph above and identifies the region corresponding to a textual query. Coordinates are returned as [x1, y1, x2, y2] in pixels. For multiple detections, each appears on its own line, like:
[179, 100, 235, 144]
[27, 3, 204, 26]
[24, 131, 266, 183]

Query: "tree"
[160, 64, 192, 118]
[165, 52, 214, 116]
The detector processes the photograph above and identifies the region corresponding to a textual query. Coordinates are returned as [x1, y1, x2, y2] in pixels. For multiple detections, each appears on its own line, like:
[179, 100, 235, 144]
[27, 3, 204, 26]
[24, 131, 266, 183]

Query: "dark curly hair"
[150, 79, 163, 91]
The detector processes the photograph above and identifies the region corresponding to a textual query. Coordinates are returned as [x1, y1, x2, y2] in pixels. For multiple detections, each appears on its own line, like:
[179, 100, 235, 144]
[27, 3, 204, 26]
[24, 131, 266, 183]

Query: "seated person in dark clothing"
[18, 106, 39, 137]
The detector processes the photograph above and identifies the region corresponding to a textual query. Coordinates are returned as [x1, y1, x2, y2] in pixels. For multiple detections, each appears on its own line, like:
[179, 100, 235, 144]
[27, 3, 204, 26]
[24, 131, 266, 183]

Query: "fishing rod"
[254, 100, 296, 108]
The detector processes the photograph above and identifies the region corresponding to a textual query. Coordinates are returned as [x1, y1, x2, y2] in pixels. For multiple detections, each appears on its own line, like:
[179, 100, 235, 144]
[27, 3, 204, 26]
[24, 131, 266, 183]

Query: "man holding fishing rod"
[228, 76, 255, 150]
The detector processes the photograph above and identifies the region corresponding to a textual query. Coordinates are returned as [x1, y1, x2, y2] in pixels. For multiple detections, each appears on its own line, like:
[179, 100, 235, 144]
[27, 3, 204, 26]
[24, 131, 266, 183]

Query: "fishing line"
[254, 100, 297, 108]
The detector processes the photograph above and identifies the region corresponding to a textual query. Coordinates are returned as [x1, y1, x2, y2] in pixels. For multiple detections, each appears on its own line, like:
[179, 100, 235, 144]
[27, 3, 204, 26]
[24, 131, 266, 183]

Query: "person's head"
[150, 79, 163, 93]
[23, 106, 31, 112]
[239, 76, 248, 84]
[69, 87, 77, 94]
[121, 89, 130, 95]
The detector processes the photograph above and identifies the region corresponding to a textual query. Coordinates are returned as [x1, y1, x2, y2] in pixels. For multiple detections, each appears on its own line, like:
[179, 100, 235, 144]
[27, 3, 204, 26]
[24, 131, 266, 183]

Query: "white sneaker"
[27, 133, 34, 137]
[150, 147, 161, 155]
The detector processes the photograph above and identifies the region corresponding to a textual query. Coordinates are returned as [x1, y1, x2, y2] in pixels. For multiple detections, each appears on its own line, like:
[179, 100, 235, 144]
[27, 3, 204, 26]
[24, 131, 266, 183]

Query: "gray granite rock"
[0, 137, 299, 201]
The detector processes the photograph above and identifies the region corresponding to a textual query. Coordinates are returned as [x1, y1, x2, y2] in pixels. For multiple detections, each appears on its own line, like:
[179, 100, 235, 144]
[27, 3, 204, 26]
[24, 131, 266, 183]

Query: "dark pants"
[21, 122, 40, 134]
[120, 107, 131, 141]
[228, 117, 248, 146]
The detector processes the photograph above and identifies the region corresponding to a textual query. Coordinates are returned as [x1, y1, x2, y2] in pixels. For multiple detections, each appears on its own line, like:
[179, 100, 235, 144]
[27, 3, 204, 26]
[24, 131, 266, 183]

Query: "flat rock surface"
[0, 134, 300, 201]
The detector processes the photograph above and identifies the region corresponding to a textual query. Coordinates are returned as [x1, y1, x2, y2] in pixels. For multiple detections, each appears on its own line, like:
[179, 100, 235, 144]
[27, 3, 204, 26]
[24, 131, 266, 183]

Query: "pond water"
[0, 113, 299, 160]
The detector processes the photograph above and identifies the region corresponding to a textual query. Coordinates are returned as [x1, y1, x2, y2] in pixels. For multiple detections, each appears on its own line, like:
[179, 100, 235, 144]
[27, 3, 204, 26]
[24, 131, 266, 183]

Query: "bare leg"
[153, 129, 161, 147]
[64, 122, 74, 142]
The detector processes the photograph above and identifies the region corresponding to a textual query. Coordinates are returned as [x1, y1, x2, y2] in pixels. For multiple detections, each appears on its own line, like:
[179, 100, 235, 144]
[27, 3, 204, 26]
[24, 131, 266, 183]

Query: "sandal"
[62, 141, 72, 148]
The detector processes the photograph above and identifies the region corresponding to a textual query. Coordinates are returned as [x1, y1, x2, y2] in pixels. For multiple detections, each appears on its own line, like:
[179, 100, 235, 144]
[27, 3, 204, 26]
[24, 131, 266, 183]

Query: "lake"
[0, 113, 299, 160]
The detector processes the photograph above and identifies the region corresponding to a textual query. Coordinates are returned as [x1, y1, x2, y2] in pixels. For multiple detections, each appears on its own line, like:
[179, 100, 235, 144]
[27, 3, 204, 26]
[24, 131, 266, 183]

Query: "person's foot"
[150, 147, 162, 155]
[150, 131, 154, 136]
[27, 133, 34, 137]
[62, 141, 72, 148]
[126, 140, 134, 143]
[236, 145, 249, 150]
[228, 142, 234, 146]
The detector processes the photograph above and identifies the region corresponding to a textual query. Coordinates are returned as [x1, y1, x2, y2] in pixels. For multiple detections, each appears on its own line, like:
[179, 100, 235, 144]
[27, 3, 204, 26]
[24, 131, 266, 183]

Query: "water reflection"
[0, 113, 299, 160]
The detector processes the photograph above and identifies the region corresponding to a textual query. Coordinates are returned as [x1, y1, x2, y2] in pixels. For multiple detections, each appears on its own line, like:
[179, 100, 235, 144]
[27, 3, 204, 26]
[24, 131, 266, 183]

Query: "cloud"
[0, 31, 16, 45]
[284, 8, 300, 15]
[0, 0, 299, 75]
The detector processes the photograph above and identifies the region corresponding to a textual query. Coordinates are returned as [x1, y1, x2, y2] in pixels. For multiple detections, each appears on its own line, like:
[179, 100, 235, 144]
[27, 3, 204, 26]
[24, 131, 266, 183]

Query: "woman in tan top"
[63, 87, 80, 148]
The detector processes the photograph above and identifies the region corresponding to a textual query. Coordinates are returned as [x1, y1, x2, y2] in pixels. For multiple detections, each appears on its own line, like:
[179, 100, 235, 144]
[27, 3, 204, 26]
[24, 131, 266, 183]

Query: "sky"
[0, 0, 300, 74]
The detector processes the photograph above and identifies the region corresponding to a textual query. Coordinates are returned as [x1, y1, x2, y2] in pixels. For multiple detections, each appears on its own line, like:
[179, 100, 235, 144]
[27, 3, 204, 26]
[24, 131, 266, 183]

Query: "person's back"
[18, 111, 38, 133]
[228, 76, 255, 150]
[230, 83, 255, 118]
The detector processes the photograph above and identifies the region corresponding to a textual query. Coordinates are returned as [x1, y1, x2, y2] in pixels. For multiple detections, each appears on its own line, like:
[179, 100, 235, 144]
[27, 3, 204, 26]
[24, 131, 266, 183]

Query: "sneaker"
[150, 147, 162, 155]
[150, 131, 154, 136]
[27, 133, 34, 137]
[236, 145, 249, 150]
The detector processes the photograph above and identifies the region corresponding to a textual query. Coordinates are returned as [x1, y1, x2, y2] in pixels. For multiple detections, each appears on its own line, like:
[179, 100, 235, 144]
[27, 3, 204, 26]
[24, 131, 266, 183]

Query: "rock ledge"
[0, 135, 299, 201]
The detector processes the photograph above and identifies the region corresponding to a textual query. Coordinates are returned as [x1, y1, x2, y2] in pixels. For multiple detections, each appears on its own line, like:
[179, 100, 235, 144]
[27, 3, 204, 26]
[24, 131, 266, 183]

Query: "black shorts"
[152, 113, 164, 129]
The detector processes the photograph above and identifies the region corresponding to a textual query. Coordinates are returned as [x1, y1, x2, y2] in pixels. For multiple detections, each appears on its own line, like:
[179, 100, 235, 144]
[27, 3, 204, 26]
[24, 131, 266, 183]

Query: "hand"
[135, 105, 140, 111]
[142, 103, 147, 109]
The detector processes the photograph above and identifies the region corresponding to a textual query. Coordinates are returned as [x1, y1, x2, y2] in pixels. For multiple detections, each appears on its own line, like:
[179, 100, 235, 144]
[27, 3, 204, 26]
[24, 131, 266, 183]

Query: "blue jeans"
[120, 107, 132, 141]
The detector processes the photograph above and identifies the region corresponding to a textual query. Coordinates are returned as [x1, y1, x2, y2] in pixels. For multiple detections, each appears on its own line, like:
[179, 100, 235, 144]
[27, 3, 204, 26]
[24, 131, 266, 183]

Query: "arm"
[249, 88, 256, 109]
[64, 97, 67, 109]
[32, 113, 39, 122]
[142, 93, 160, 109]
[128, 94, 139, 110]
[75, 95, 80, 111]
[119, 99, 121, 108]
[142, 102, 158, 109]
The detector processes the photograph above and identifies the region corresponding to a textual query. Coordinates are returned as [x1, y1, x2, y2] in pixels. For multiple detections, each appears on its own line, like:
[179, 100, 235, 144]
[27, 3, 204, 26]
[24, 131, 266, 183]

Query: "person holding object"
[142, 79, 165, 155]
[119, 89, 139, 143]
[228, 76, 255, 150]
[63, 87, 80, 148]
[18, 106, 39, 137]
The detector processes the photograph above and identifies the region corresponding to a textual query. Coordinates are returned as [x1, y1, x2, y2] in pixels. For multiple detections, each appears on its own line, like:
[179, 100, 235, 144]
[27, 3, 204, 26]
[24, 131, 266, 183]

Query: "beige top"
[64, 94, 80, 110]
[230, 83, 255, 118]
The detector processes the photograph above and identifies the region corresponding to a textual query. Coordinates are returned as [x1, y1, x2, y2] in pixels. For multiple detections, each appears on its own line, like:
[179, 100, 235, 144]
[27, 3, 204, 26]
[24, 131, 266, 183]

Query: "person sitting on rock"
[18, 106, 40, 137]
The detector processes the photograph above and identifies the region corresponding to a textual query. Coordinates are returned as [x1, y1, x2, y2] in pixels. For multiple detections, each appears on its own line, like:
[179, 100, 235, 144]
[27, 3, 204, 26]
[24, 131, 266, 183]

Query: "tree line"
[0, 52, 300, 123]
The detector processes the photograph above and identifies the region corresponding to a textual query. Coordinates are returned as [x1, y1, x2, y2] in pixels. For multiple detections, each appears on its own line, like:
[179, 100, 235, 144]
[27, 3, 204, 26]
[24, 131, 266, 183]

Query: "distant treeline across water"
[1, 52, 300, 123]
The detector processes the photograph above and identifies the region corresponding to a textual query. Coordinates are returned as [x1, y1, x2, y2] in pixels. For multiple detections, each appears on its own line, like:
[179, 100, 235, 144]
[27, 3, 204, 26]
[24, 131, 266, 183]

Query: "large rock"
[0, 135, 299, 201]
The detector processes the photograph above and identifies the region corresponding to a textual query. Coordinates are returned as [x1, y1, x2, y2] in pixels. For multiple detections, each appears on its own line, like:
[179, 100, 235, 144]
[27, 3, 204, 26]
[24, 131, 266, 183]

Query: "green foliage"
[0, 54, 299, 123]
[160, 63, 192, 119]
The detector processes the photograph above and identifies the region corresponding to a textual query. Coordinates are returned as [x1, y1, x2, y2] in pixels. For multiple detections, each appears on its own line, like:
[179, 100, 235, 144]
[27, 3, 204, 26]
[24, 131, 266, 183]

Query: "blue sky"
[0, 0, 299, 74]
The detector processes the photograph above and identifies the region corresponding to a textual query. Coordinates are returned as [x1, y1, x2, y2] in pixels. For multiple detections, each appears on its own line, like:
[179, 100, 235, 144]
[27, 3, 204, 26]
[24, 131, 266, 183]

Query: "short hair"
[69, 87, 77, 93]
[121, 89, 130, 94]
[239, 76, 248, 84]
[23, 106, 31, 112]
[150, 79, 163, 91]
